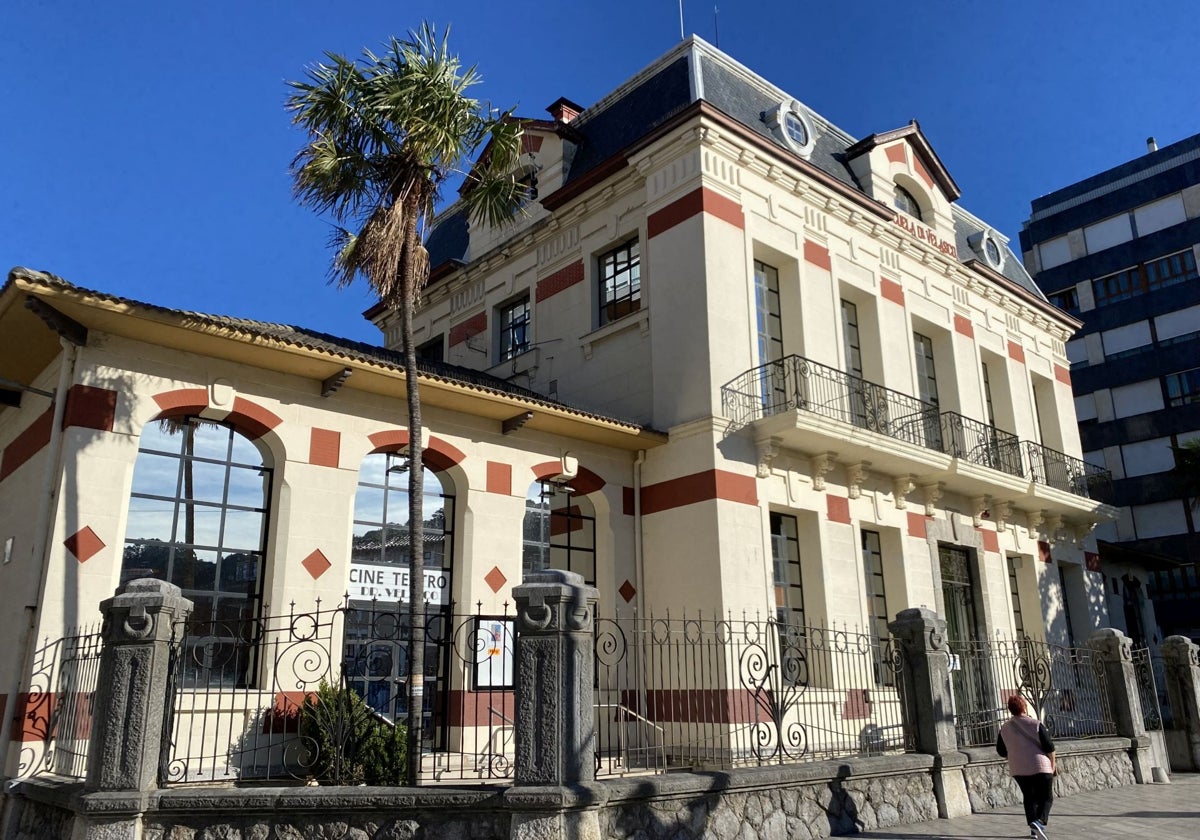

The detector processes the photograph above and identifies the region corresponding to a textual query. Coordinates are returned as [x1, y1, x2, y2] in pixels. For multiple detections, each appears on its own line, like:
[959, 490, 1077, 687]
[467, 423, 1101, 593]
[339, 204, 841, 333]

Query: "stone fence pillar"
[888, 608, 969, 818]
[1088, 627, 1151, 782]
[86, 579, 193, 793]
[1161, 635, 1200, 770]
[507, 570, 600, 840]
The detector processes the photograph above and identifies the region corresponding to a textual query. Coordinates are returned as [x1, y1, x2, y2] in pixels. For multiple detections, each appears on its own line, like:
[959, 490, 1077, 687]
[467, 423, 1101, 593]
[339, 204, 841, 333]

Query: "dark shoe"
[1030, 820, 1048, 840]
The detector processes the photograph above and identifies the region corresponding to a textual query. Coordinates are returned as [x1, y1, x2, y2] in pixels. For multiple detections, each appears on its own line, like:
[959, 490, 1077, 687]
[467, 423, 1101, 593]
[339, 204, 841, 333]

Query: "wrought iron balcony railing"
[939, 411, 1024, 479]
[1024, 441, 1114, 503]
[722, 355, 1115, 503]
[721, 355, 941, 450]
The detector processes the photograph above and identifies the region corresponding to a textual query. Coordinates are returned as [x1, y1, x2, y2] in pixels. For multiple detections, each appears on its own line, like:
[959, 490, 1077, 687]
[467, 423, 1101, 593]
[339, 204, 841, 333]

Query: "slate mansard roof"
[424, 37, 1045, 302]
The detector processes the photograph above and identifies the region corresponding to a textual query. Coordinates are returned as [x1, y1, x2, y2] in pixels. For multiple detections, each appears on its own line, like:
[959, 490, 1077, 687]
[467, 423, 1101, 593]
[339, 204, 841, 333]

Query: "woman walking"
[997, 694, 1057, 839]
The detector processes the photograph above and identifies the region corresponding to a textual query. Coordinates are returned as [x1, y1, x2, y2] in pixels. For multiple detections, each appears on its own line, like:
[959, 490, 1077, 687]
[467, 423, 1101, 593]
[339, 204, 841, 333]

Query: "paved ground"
[857, 774, 1200, 840]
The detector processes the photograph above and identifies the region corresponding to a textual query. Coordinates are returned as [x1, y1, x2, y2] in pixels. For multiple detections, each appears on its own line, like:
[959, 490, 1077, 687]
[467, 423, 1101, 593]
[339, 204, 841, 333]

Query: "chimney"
[547, 97, 583, 125]
[1147, 136, 1158, 153]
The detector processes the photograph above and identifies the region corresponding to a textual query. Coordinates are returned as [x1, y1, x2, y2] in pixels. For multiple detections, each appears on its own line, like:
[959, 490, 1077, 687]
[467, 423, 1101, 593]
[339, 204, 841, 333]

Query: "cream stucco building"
[0, 38, 1120, 776]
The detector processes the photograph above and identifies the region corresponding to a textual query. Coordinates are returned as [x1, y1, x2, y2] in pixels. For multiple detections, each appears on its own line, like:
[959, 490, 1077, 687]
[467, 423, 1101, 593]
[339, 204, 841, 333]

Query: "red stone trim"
[885, 143, 907, 166]
[1085, 551, 1101, 572]
[530, 461, 606, 496]
[913, 155, 934, 189]
[1007, 341, 1026, 365]
[640, 469, 757, 515]
[907, 511, 928, 539]
[826, 495, 851, 524]
[550, 506, 584, 536]
[228, 398, 282, 441]
[880, 277, 905, 306]
[618, 688, 764, 724]
[535, 260, 584, 303]
[1054, 364, 1071, 386]
[63, 385, 117, 431]
[1038, 541, 1051, 564]
[151, 388, 208, 420]
[647, 187, 744, 239]
[803, 239, 831, 272]
[953, 314, 975, 339]
[367, 431, 466, 472]
[449, 311, 487, 347]
[449, 690, 517, 727]
[486, 461, 512, 495]
[309, 428, 340, 468]
[978, 527, 1000, 554]
[0, 407, 53, 482]
[622, 486, 635, 516]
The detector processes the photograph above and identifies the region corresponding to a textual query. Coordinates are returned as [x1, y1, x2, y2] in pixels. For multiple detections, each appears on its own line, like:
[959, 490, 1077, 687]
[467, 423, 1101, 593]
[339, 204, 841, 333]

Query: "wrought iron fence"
[1132, 647, 1165, 731]
[940, 411, 1023, 478]
[159, 600, 517, 785]
[720, 355, 941, 450]
[15, 623, 104, 779]
[947, 637, 1116, 748]
[594, 613, 913, 773]
[1024, 441, 1114, 503]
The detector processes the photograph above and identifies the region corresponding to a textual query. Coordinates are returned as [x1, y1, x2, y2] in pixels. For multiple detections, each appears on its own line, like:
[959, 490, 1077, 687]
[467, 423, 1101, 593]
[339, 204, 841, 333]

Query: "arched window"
[344, 452, 454, 743]
[522, 480, 596, 585]
[894, 184, 923, 221]
[122, 418, 272, 686]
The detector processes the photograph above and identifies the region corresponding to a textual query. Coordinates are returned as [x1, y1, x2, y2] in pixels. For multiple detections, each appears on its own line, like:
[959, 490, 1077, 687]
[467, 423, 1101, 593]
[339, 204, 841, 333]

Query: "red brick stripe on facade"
[826, 494, 851, 524]
[1038, 541, 1052, 564]
[530, 461, 606, 496]
[880, 277, 905, 306]
[953, 314, 975, 339]
[151, 387, 208, 419]
[1007, 341, 1026, 365]
[367, 431, 466, 472]
[907, 511, 928, 539]
[640, 469, 757, 515]
[1085, 551, 1101, 572]
[885, 143, 907, 166]
[913, 155, 934, 189]
[1054, 364, 1072, 386]
[535, 260, 584, 303]
[486, 461, 512, 495]
[647, 187, 745, 239]
[618, 688, 765, 724]
[63, 385, 117, 431]
[449, 311, 487, 347]
[550, 506, 585, 536]
[0, 407, 54, 482]
[623, 486, 635, 516]
[309, 428, 340, 468]
[803, 239, 832, 272]
[449, 690, 517, 727]
[229, 397, 282, 441]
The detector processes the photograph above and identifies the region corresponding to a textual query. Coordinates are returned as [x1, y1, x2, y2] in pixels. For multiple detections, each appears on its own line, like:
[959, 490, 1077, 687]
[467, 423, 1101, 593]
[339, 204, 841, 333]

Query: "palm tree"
[288, 24, 525, 782]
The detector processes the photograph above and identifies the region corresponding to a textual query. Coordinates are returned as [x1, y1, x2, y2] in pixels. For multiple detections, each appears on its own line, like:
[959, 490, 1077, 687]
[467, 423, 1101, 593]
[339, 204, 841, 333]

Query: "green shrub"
[299, 681, 407, 785]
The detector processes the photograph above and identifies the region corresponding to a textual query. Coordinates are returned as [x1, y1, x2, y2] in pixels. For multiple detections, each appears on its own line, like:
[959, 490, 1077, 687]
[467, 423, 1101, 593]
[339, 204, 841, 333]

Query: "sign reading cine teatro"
[893, 214, 958, 258]
[348, 562, 450, 605]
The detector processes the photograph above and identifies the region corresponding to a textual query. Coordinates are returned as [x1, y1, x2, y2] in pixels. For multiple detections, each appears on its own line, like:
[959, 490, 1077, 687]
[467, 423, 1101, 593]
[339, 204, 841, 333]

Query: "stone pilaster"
[888, 608, 969, 817]
[1088, 627, 1151, 782]
[1161, 635, 1200, 771]
[86, 579, 193, 793]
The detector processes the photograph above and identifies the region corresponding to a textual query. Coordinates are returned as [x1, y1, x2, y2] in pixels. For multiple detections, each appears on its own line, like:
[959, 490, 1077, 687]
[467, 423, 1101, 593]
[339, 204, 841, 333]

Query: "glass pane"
[121, 542, 169, 583]
[352, 523, 383, 564]
[138, 421, 184, 454]
[222, 508, 265, 551]
[173, 548, 218, 591]
[381, 528, 408, 565]
[219, 552, 260, 594]
[189, 422, 230, 461]
[179, 503, 222, 547]
[125, 497, 176, 542]
[228, 433, 264, 467]
[225, 465, 268, 509]
[355, 486, 386, 524]
[423, 534, 447, 569]
[186, 460, 227, 504]
[358, 453, 389, 487]
[130, 452, 181, 498]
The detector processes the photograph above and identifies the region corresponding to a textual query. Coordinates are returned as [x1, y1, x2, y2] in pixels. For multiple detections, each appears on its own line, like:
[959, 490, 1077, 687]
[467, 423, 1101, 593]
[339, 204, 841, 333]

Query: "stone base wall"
[961, 737, 1141, 813]
[598, 755, 940, 840]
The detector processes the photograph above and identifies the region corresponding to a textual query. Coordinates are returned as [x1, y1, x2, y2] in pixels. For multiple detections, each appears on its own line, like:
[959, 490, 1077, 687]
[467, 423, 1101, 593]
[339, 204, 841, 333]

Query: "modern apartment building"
[1020, 133, 1200, 642]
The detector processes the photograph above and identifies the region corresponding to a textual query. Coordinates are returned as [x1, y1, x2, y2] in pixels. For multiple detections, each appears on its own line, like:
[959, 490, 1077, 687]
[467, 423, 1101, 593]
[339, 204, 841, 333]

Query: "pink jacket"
[997, 714, 1055, 776]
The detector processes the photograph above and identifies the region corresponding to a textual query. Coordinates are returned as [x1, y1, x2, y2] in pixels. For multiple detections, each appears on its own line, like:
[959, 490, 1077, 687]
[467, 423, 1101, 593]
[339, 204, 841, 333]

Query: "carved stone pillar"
[1161, 635, 1200, 770]
[1089, 627, 1151, 782]
[86, 579, 193, 793]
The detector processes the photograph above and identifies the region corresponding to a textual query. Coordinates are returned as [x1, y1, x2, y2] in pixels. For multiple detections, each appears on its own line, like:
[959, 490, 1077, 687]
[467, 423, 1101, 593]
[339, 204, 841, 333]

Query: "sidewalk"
[858, 774, 1200, 839]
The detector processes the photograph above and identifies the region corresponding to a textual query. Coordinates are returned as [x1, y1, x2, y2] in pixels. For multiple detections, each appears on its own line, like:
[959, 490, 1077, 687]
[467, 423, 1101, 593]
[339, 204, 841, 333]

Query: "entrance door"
[940, 546, 990, 743]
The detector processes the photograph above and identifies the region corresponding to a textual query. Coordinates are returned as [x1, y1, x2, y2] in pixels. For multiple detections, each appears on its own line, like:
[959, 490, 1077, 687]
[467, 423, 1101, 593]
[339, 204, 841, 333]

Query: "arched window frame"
[894, 183, 924, 221]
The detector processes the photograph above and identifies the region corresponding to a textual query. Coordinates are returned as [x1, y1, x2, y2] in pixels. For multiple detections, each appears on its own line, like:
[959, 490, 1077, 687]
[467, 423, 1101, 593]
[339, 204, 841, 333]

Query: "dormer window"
[894, 185, 923, 221]
[765, 100, 816, 159]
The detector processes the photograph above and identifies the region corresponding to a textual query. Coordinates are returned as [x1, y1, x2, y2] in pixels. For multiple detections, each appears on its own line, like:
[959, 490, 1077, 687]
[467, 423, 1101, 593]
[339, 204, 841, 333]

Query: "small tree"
[300, 681, 407, 785]
[288, 24, 525, 783]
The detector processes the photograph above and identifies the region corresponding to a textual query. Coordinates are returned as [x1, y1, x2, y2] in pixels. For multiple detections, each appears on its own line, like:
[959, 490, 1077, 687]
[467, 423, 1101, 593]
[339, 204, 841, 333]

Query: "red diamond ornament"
[64, 527, 105, 563]
[484, 566, 507, 594]
[301, 549, 331, 580]
[619, 580, 637, 603]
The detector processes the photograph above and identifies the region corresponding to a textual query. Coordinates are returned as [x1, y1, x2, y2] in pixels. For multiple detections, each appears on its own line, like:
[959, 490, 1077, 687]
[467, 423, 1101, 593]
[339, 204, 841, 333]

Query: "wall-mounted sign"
[348, 562, 450, 605]
[893, 214, 958, 259]
[472, 617, 515, 690]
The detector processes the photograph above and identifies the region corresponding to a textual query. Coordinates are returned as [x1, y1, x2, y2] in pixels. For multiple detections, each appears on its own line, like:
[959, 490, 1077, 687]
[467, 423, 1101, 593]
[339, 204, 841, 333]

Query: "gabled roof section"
[844, 121, 962, 202]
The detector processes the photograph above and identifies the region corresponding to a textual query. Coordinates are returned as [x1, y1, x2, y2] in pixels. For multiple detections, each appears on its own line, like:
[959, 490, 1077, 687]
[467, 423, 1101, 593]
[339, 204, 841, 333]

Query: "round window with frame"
[767, 99, 816, 159]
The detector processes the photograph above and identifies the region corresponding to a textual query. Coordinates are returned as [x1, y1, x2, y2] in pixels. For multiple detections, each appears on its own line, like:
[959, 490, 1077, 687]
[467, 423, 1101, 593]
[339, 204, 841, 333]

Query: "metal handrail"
[1024, 441, 1113, 502]
[940, 411, 1024, 479]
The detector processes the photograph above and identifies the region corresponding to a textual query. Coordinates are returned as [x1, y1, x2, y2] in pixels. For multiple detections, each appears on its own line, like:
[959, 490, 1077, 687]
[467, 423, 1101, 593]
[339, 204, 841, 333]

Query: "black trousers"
[1013, 773, 1054, 826]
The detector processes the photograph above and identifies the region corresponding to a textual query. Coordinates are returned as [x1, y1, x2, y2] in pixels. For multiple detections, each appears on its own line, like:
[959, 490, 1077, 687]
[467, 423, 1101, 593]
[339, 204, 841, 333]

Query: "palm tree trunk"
[400, 209, 426, 785]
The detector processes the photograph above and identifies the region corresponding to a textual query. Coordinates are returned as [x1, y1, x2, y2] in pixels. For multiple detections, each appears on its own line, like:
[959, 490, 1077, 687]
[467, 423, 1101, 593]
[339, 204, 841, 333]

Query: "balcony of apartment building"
[722, 354, 1114, 519]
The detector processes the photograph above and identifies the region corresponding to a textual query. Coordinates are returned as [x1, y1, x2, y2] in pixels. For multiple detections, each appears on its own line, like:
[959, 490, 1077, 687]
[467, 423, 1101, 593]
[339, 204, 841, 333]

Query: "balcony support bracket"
[810, 451, 837, 492]
[893, 475, 916, 510]
[921, 482, 945, 517]
[756, 437, 781, 479]
[846, 461, 870, 500]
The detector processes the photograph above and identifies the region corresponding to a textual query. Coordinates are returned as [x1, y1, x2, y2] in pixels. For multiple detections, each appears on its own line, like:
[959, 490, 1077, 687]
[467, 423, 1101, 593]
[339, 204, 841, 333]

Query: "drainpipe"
[3, 339, 77, 760]
[633, 449, 646, 618]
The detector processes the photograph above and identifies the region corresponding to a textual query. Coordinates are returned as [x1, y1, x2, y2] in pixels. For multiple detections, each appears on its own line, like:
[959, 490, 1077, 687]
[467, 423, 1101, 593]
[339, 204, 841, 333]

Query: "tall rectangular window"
[755, 261, 783, 365]
[841, 300, 863, 378]
[598, 239, 641, 326]
[981, 362, 996, 427]
[913, 332, 939, 406]
[770, 512, 804, 629]
[1007, 556, 1025, 638]
[861, 530, 887, 641]
[498, 296, 531, 362]
[1058, 565, 1077, 647]
[417, 335, 444, 363]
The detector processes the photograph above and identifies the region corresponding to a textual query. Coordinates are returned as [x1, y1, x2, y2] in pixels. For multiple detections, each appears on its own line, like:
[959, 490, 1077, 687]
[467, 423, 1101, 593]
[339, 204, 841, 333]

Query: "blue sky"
[3, 1, 1197, 344]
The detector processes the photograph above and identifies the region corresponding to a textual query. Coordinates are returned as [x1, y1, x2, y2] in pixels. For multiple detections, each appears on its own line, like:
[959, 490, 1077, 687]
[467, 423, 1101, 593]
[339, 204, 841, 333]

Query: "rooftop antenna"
[678, 0, 685, 40]
[714, 5, 719, 48]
